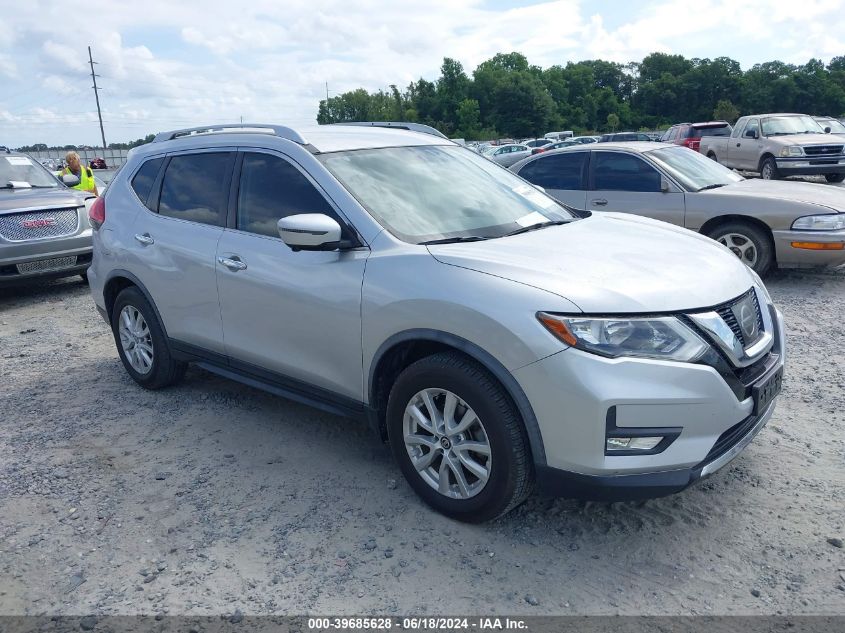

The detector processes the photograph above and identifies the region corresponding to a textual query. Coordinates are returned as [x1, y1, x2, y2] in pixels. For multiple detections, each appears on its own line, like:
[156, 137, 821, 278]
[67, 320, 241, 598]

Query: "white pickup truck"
[699, 113, 845, 183]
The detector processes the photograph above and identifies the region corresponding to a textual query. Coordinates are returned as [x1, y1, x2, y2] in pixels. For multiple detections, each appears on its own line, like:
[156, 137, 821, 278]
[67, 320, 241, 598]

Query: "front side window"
[593, 152, 662, 192]
[158, 152, 234, 226]
[319, 145, 573, 244]
[744, 119, 760, 137]
[237, 153, 337, 238]
[517, 152, 587, 191]
[130, 157, 163, 207]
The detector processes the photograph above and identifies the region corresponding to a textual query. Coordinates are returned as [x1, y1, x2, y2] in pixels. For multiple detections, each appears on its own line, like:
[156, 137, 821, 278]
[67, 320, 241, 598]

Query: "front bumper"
[514, 306, 785, 497]
[535, 399, 776, 501]
[774, 157, 845, 175]
[772, 228, 845, 267]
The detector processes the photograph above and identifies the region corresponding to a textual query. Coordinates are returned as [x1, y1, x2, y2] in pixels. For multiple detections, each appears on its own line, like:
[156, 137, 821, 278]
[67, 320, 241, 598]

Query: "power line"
[88, 46, 107, 151]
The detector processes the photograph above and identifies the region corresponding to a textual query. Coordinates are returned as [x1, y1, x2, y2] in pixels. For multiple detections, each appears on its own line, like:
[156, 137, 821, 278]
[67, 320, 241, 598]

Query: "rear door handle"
[217, 255, 247, 272]
[736, 143, 741, 147]
[134, 233, 154, 246]
[591, 198, 608, 206]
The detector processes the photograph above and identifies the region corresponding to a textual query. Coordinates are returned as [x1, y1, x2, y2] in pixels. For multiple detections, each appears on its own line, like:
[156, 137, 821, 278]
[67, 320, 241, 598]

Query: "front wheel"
[386, 352, 534, 522]
[760, 157, 780, 180]
[824, 173, 845, 183]
[706, 221, 775, 275]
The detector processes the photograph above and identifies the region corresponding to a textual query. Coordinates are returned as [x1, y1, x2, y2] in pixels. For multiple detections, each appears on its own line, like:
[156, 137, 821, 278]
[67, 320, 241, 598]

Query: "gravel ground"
[0, 268, 843, 617]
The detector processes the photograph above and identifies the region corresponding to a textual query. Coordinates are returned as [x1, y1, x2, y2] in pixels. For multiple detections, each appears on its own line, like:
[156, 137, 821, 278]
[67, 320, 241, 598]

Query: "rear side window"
[691, 126, 731, 138]
[237, 153, 337, 238]
[130, 158, 163, 207]
[158, 152, 234, 226]
[518, 152, 587, 190]
[593, 152, 661, 192]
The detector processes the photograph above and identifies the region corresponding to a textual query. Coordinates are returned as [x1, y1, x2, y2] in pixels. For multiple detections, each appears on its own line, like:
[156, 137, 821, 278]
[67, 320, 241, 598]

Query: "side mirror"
[660, 178, 671, 193]
[744, 129, 758, 139]
[277, 214, 346, 251]
[62, 174, 80, 187]
[824, 126, 832, 134]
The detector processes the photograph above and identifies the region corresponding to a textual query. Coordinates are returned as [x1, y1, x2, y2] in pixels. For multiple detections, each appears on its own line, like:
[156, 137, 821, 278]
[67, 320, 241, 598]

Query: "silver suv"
[88, 123, 786, 522]
[1, 148, 92, 284]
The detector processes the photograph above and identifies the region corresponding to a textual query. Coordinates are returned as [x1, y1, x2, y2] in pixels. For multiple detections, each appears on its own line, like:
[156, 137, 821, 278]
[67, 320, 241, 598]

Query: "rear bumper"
[772, 228, 845, 267]
[537, 399, 777, 501]
[774, 157, 845, 175]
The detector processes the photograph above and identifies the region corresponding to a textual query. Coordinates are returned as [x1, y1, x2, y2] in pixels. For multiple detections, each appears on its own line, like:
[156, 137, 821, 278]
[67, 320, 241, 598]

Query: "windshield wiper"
[501, 220, 570, 237]
[420, 236, 489, 245]
[697, 183, 728, 192]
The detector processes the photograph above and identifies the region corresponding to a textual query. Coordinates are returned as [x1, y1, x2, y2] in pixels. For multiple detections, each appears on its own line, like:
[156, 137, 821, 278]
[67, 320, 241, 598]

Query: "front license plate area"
[752, 366, 783, 415]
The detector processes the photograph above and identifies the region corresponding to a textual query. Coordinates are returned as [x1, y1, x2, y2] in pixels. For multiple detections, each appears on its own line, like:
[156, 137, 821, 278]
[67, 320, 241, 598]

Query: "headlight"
[779, 146, 805, 157]
[792, 214, 845, 230]
[537, 313, 709, 362]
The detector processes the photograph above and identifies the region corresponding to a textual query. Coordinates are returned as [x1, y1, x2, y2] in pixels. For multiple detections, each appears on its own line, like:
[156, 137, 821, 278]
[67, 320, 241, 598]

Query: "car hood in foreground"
[703, 178, 845, 211]
[0, 188, 88, 214]
[427, 213, 754, 313]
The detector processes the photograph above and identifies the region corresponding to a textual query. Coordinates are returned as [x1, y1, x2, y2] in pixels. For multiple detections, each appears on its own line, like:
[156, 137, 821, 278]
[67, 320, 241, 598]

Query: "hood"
[0, 187, 88, 214]
[427, 213, 755, 313]
[704, 178, 845, 211]
[765, 133, 845, 146]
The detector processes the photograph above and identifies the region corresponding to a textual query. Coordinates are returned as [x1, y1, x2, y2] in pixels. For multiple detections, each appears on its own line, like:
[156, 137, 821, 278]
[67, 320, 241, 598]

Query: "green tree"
[456, 99, 481, 139]
[606, 113, 620, 131]
[713, 99, 740, 122]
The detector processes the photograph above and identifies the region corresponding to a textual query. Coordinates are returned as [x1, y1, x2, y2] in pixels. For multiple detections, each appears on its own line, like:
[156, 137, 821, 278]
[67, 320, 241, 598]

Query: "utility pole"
[88, 46, 107, 151]
[326, 82, 329, 103]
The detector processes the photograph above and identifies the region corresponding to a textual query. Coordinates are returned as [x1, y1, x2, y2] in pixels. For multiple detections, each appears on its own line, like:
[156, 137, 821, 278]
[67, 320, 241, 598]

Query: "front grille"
[803, 144, 844, 156]
[16, 256, 78, 274]
[0, 209, 79, 241]
[700, 414, 758, 466]
[714, 289, 764, 346]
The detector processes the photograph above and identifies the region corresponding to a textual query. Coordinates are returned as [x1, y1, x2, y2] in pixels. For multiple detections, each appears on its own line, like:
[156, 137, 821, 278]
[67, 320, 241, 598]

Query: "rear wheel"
[824, 173, 845, 183]
[706, 221, 774, 275]
[707, 152, 718, 161]
[111, 287, 186, 389]
[386, 352, 533, 522]
[760, 157, 780, 180]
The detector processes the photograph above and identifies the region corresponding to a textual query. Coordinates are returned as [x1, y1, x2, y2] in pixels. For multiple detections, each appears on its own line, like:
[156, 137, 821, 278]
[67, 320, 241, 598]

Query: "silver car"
[511, 142, 845, 274]
[89, 123, 785, 522]
[1, 149, 93, 284]
[483, 143, 532, 166]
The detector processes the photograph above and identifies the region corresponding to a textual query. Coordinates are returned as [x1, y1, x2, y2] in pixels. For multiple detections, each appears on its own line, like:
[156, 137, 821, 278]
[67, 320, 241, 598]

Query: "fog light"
[606, 436, 664, 451]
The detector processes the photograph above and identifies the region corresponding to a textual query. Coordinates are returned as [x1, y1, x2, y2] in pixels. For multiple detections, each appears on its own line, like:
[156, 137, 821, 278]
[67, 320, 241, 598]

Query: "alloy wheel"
[718, 232, 758, 268]
[118, 305, 154, 375]
[402, 388, 492, 499]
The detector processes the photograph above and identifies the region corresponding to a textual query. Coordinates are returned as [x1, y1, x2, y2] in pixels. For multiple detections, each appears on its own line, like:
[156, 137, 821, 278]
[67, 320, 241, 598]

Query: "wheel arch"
[368, 329, 547, 467]
[103, 269, 168, 337]
[758, 152, 776, 172]
[699, 214, 777, 267]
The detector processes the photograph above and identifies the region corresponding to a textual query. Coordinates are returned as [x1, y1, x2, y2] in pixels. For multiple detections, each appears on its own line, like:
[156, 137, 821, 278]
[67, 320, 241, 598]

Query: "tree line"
[16, 134, 155, 153]
[316, 52, 845, 139]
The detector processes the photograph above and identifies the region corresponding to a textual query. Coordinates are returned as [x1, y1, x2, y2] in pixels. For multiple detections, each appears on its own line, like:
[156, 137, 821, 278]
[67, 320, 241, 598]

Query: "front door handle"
[736, 143, 741, 147]
[217, 256, 247, 272]
[134, 233, 154, 246]
[591, 198, 608, 206]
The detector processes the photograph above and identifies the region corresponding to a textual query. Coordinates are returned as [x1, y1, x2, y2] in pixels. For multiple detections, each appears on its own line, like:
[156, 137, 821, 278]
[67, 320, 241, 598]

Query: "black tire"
[824, 173, 845, 183]
[386, 352, 534, 522]
[111, 287, 186, 389]
[759, 156, 780, 180]
[79, 271, 88, 282]
[707, 152, 718, 161]
[706, 221, 775, 275]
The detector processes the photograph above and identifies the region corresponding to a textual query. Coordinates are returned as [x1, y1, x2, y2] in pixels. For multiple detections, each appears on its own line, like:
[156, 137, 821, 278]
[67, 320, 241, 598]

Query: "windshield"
[761, 115, 825, 136]
[816, 118, 845, 134]
[646, 146, 744, 191]
[320, 145, 573, 244]
[1, 154, 60, 188]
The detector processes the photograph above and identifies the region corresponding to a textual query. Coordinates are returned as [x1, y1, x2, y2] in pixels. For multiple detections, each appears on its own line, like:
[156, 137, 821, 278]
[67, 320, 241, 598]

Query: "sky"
[1, 0, 844, 147]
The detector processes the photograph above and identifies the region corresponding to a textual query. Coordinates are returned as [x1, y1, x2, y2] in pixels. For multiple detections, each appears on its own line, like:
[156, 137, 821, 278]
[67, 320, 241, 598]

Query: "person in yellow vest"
[60, 151, 98, 196]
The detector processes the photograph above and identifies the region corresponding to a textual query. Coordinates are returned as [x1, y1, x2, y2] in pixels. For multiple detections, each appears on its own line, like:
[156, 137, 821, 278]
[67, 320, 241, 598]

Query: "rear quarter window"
[130, 158, 164, 208]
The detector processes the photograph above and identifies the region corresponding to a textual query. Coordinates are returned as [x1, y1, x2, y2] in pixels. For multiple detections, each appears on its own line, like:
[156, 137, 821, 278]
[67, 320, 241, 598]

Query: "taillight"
[88, 196, 105, 229]
[683, 138, 700, 151]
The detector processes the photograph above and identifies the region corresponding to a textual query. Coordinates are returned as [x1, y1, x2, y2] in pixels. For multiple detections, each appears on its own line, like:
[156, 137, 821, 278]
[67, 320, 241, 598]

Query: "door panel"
[589, 151, 685, 226]
[126, 151, 233, 353]
[216, 151, 369, 400]
[515, 151, 589, 211]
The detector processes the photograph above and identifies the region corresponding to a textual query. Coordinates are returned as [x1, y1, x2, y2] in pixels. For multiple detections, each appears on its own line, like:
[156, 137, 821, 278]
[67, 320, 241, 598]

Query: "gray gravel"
[0, 267, 843, 616]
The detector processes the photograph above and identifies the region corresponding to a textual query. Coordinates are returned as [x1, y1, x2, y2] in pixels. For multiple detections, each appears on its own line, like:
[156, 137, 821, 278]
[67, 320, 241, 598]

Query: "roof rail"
[152, 123, 308, 145]
[332, 121, 448, 139]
